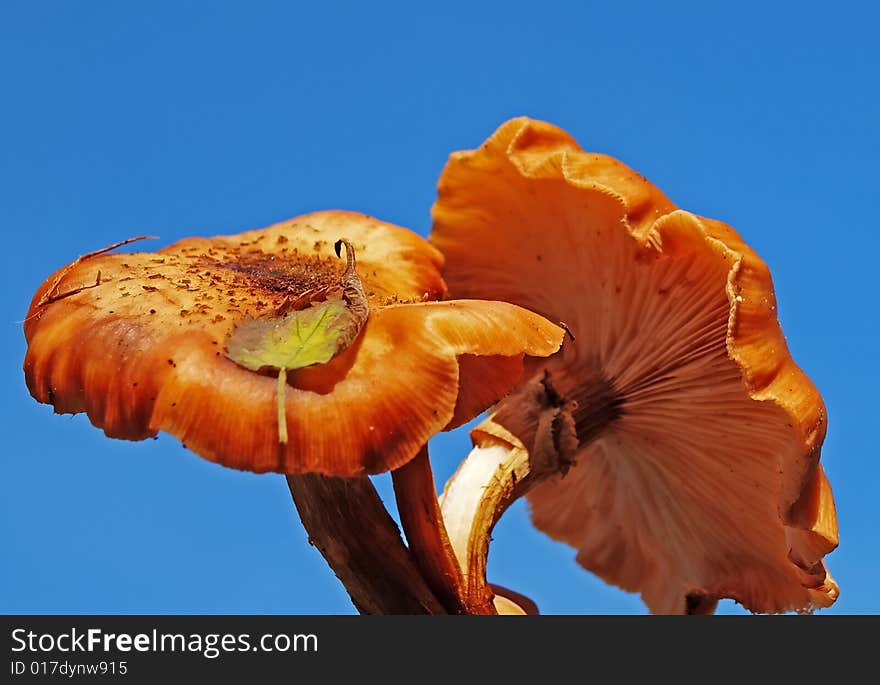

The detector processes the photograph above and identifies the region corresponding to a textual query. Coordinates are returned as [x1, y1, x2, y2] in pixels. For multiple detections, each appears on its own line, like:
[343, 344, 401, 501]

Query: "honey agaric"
[24, 210, 561, 476]
[430, 118, 838, 614]
[24, 209, 564, 614]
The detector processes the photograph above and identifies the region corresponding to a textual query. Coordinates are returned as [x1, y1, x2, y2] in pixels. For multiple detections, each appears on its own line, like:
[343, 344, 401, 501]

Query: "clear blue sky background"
[2, 1, 877, 615]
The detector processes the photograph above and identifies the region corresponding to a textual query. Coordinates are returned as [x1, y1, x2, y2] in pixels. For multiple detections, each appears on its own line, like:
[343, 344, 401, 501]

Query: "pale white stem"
[438, 371, 581, 614]
[440, 442, 517, 572]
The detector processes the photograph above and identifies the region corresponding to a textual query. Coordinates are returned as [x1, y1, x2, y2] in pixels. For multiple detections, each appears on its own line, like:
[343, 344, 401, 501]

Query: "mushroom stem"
[390, 445, 487, 614]
[286, 473, 446, 614]
[438, 372, 579, 612]
[490, 583, 540, 615]
[438, 441, 547, 611]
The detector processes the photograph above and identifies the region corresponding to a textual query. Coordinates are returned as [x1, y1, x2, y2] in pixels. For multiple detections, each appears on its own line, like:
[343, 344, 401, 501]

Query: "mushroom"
[430, 117, 838, 614]
[23, 209, 564, 614]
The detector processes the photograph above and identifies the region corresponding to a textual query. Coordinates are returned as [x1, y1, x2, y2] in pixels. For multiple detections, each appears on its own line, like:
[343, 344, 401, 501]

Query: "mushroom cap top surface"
[24, 210, 563, 476]
[430, 117, 837, 614]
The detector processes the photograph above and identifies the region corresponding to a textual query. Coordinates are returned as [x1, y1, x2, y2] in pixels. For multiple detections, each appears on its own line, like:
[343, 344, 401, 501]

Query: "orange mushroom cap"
[24, 210, 563, 477]
[431, 118, 838, 614]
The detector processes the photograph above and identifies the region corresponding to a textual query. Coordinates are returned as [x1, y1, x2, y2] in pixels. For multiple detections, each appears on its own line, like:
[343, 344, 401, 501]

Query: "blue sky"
[2, 1, 877, 614]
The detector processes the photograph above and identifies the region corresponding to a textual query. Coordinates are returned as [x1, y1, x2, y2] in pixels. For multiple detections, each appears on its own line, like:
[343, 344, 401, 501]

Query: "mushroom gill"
[430, 117, 838, 614]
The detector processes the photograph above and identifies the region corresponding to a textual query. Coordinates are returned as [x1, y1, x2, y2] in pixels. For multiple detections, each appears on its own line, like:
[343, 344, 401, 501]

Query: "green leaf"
[226, 298, 360, 372]
[224, 238, 369, 444]
[225, 238, 369, 374]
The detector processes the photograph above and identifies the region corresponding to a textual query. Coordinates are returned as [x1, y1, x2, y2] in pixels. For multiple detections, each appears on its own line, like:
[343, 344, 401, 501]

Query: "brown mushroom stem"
[390, 445, 486, 614]
[286, 473, 446, 615]
[438, 372, 580, 612]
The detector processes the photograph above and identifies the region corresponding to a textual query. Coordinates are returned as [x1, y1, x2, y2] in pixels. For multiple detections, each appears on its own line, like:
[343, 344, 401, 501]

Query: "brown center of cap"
[213, 252, 342, 298]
